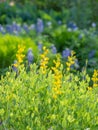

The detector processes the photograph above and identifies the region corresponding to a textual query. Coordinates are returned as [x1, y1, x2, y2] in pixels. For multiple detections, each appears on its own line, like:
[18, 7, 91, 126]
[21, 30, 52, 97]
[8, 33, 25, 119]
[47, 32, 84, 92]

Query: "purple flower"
[62, 48, 71, 58]
[38, 42, 43, 52]
[0, 24, 5, 34]
[92, 22, 96, 28]
[67, 22, 78, 31]
[72, 23, 78, 31]
[6, 25, 13, 34]
[11, 22, 21, 35]
[29, 24, 36, 30]
[88, 50, 96, 58]
[23, 24, 29, 32]
[27, 48, 34, 65]
[36, 18, 44, 33]
[51, 45, 57, 54]
[78, 33, 84, 39]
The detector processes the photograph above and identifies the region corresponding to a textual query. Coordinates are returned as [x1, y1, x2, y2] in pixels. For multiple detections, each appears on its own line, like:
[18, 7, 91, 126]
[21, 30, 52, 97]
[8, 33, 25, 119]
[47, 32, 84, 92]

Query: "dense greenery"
[1, 0, 98, 28]
[0, 35, 38, 76]
[0, 54, 98, 130]
[0, 1, 98, 129]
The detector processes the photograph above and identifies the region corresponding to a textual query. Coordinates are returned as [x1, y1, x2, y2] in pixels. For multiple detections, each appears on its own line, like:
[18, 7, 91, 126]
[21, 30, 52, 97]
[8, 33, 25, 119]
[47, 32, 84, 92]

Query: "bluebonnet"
[72, 23, 78, 31]
[12, 22, 21, 34]
[51, 44, 57, 54]
[38, 42, 43, 53]
[23, 24, 29, 32]
[27, 48, 34, 65]
[67, 22, 78, 31]
[5, 25, 13, 34]
[36, 18, 44, 33]
[62, 48, 71, 58]
[29, 24, 36, 30]
[67, 22, 74, 28]
[92, 22, 96, 28]
[0, 24, 5, 34]
[12, 22, 18, 31]
[88, 50, 96, 59]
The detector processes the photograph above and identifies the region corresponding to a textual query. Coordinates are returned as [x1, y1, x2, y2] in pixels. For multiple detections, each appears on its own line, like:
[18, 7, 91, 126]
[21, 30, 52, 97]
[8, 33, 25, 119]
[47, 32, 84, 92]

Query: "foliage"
[0, 59, 98, 129]
[0, 34, 38, 76]
[0, 0, 98, 28]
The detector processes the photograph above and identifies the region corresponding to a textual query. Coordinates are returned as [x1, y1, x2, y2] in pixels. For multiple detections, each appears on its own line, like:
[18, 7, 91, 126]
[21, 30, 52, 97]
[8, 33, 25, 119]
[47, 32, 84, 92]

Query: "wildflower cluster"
[52, 55, 62, 99]
[0, 47, 98, 130]
[40, 46, 49, 74]
[92, 69, 98, 87]
[16, 45, 25, 64]
[66, 50, 76, 71]
[13, 45, 25, 68]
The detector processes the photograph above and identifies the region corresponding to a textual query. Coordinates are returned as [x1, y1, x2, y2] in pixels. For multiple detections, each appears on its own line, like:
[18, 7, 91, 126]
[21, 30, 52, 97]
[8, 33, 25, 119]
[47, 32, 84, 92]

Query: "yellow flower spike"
[15, 44, 25, 65]
[93, 83, 98, 87]
[66, 50, 77, 71]
[40, 46, 49, 74]
[52, 55, 62, 99]
[40, 54, 45, 58]
[43, 46, 46, 50]
[92, 69, 98, 87]
[88, 87, 92, 91]
[71, 50, 75, 56]
[53, 94, 57, 99]
[56, 90, 62, 95]
[13, 63, 18, 67]
[67, 67, 70, 71]
[53, 87, 58, 91]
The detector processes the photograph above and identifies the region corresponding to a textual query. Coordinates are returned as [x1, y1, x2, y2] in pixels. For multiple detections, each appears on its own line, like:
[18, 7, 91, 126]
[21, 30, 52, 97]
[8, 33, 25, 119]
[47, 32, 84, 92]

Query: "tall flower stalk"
[92, 69, 98, 87]
[40, 46, 49, 74]
[52, 55, 62, 99]
[13, 45, 25, 71]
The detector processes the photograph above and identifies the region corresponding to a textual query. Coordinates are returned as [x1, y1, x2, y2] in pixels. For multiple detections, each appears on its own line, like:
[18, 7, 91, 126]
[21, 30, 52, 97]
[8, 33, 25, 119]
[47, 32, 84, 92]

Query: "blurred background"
[0, 0, 98, 77]
[0, 0, 98, 28]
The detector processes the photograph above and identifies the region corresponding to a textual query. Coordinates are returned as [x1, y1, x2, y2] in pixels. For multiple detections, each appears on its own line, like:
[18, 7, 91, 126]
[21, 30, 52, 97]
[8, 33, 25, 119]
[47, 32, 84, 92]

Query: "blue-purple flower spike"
[62, 48, 71, 58]
[51, 45, 57, 54]
[36, 18, 44, 33]
[92, 22, 96, 28]
[38, 42, 43, 53]
[27, 48, 34, 65]
[88, 50, 96, 59]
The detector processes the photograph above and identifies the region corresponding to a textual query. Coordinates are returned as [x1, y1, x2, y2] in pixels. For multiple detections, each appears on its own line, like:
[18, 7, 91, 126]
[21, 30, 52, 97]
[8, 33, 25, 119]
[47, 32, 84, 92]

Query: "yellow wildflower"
[40, 46, 49, 74]
[52, 55, 62, 99]
[66, 50, 76, 72]
[88, 87, 92, 91]
[92, 69, 98, 87]
[16, 45, 25, 64]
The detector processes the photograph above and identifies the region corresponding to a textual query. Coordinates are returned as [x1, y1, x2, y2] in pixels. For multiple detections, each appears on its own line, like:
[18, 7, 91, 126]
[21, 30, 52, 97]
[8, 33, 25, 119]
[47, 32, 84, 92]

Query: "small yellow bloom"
[53, 94, 57, 99]
[88, 87, 92, 90]
[93, 83, 98, 87]
[13, 63, 18, 67]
